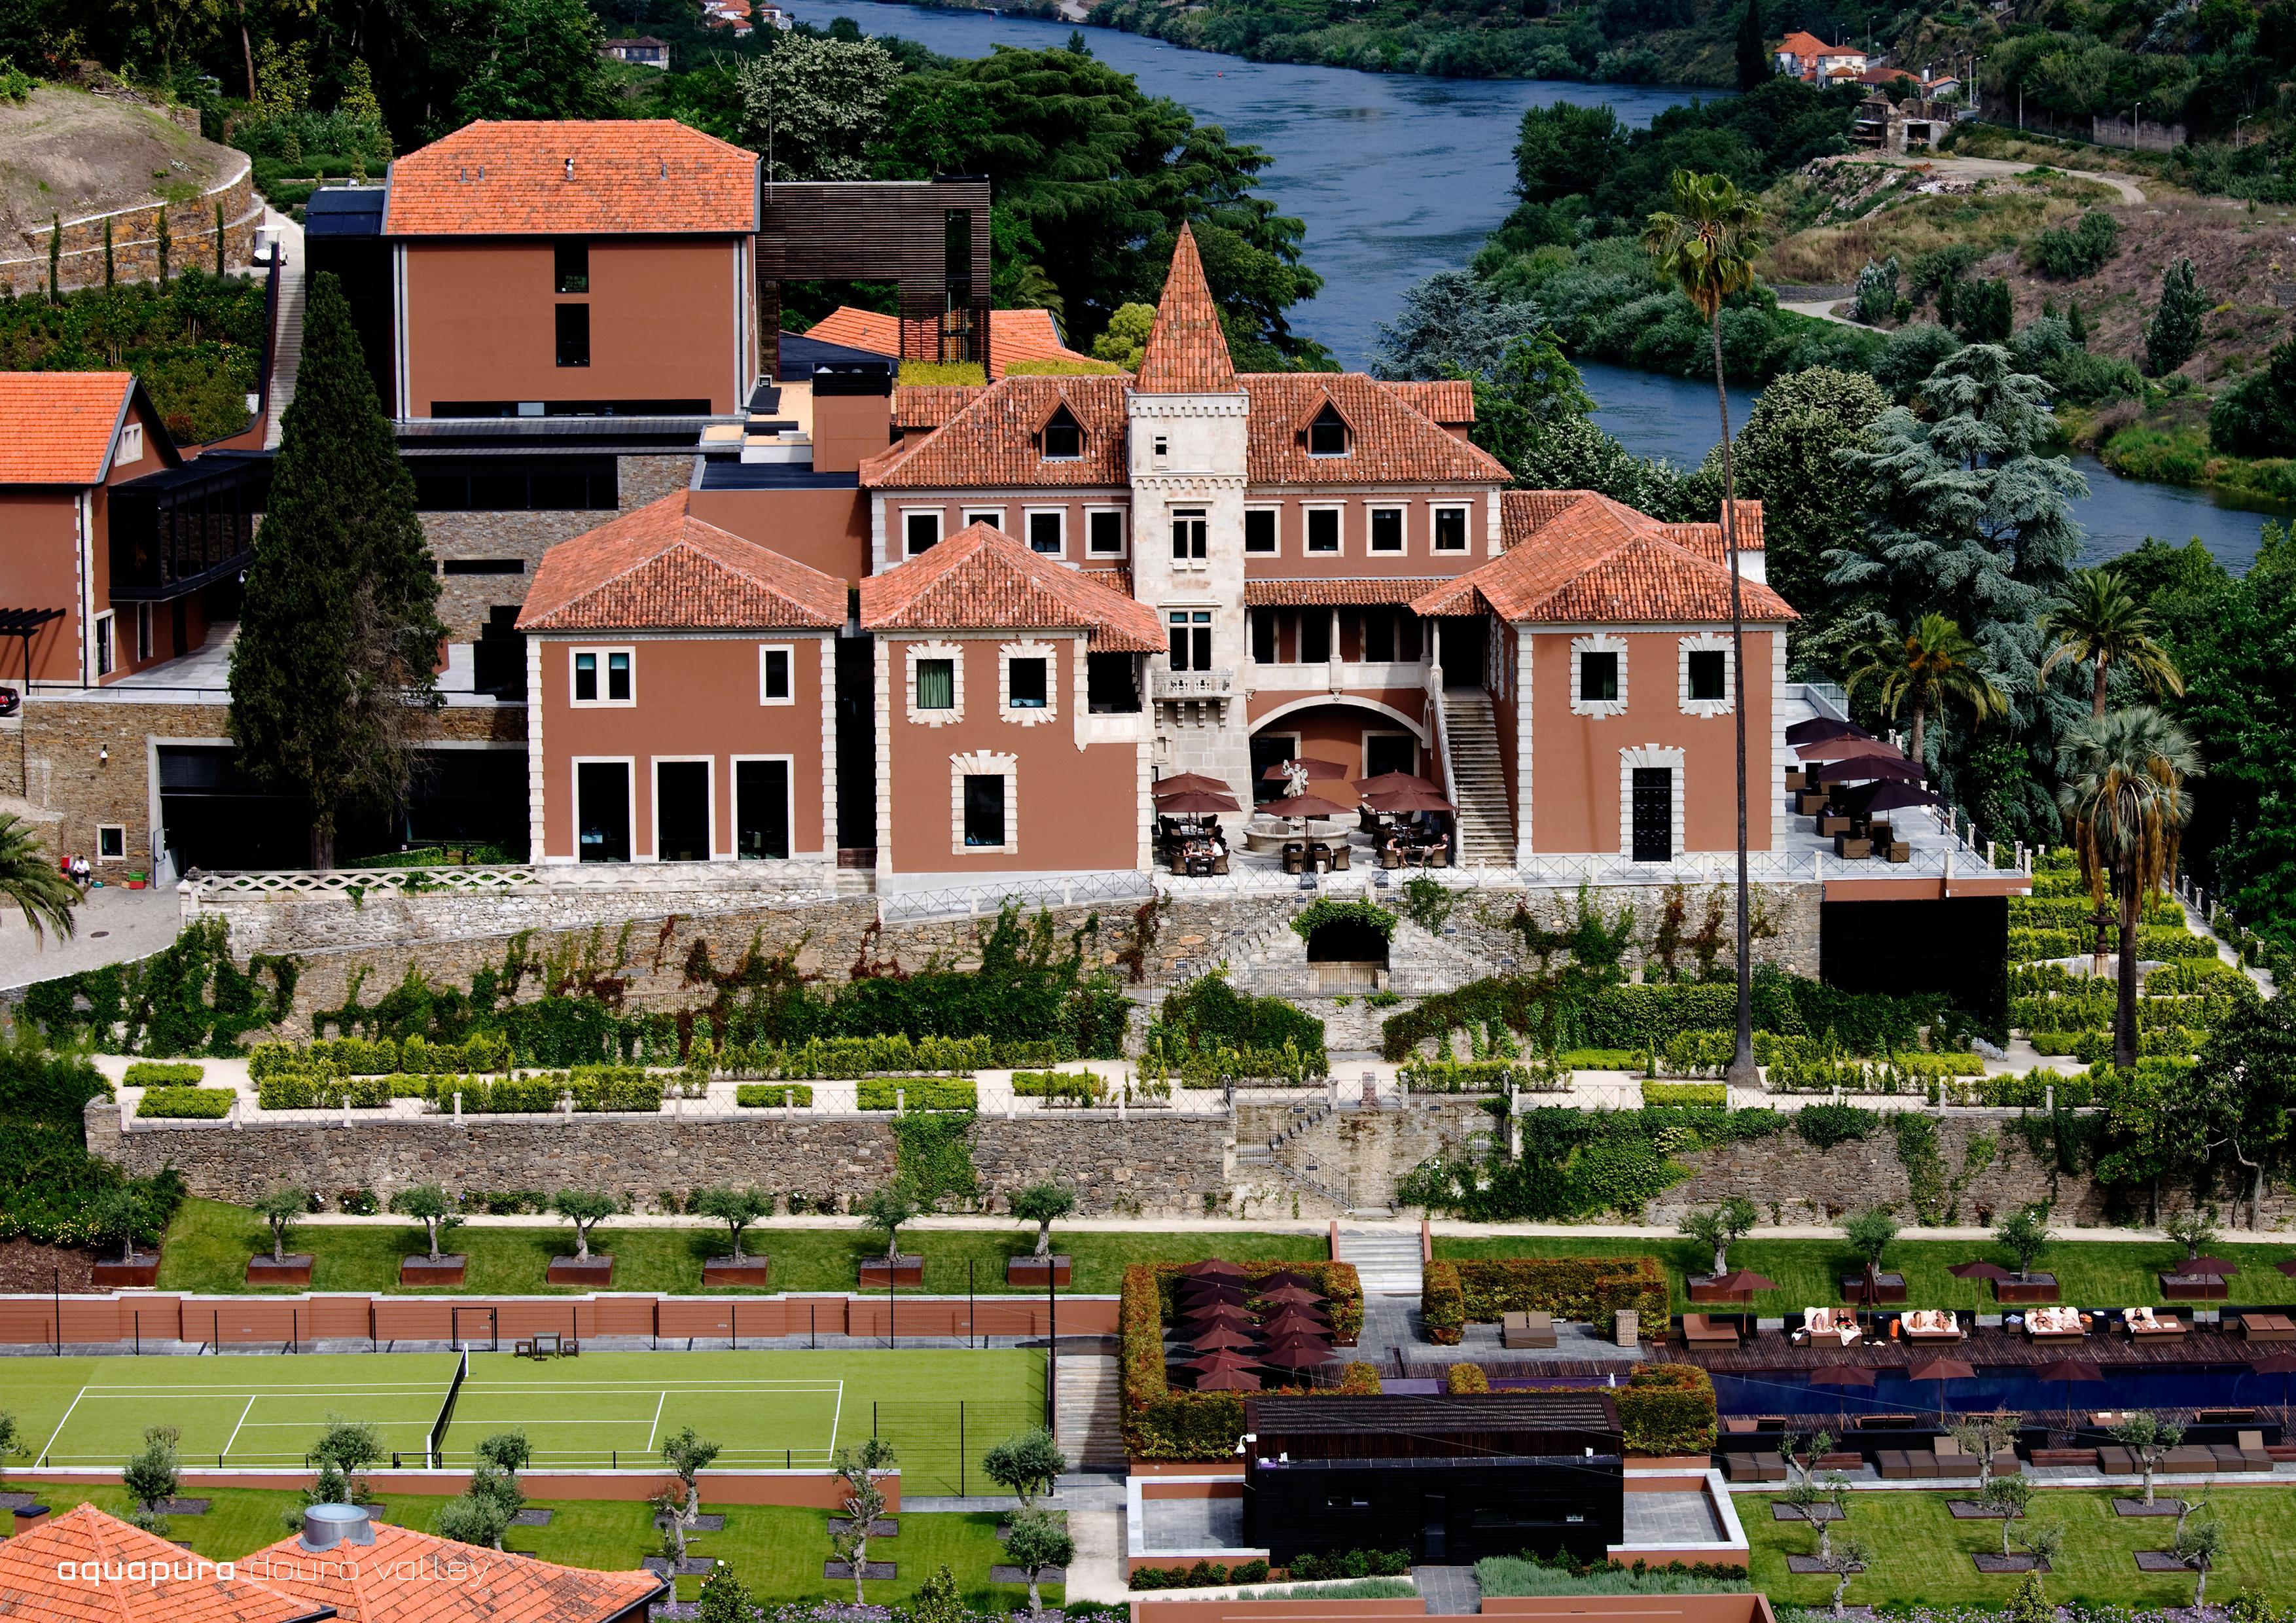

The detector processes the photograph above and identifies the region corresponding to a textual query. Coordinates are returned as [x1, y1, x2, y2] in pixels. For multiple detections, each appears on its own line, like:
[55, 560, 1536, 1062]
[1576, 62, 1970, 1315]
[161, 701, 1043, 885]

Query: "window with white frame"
[1369, 506, 1405, 553]
[952, 750, 1018, 854]
[1086, 508, 1126, 556]
[1244, 507, 1278, 555]
[1570, 632, 1628, 718]
[1171, 508, 1207, 562]
[97, 824, 128, 861]
[571, 646, 634, 705]
[1304, 507, 1341, 554]
[1678, 633, 1734, 717]
[903, 509, 942, 556]
[1431, 505, 1469, 552]
[906, 641, 964, 725]
[1000, 639, 1059, 724]
[759, 643, 795, 705]
[117, 423, 143, 465]
[1024, 509, 1064, 557]
[962, 507, 1005, 533]
[1167, 610, 1213, 671]
[92, 613, 115, 679]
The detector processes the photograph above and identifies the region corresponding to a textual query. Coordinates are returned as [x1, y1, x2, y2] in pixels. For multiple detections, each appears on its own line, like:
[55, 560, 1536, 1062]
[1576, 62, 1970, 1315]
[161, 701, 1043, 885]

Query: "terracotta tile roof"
[806, 308, 1094, 379]
[860, 521, 1164, 651]
[1134, 225, 1236, 394]
[384, 121, 757, 236]
[1777, 29, 1852, 54]
[249, 1518, 661, 1623]
[1376, 380, 1475, 425]
[519, 491, 846, 632]
[1661, 503, 1767, 561]
[0, 371, 135, 484]
[0, 1505, 330, 1623]
[1414, 491, 1793, 624]
[1244, 577, 1448, 607]
[893, 384, 988, 430]
[862, 374, 1132, 489]
[1241, 373, 1508, 485]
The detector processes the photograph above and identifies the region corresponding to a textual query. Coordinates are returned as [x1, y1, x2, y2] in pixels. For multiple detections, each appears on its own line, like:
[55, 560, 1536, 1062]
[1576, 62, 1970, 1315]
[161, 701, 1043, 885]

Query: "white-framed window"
[1170, 507, 1207, 563]
[1244, 505, 1279, 556]
[1086, 507, 1127, 557]
[1369, 506, 1405, 554]
[999, 639, 1060, 725]
[731, 754, 794, 860]
[571, 645, 635, 705]
[1167, 609, 1213, 671]
[117, 423, 143, 466]
[1570, 632, 1629, 719]
[1677, 633, 1736, 717]
[652, 755, 715, 863]
[962, 507, 1006, 533]
[903, 508, 943, 556]
[92, 612, 115, 679]
[952, 749, 1019, 855]
[758, 643, 795, 705]
[905, 640, 965, 726]
[1024, 508, 1065, 558]
[135, 603, 154, 662]
[1304, 505, 1342, 555]
[96, 824, 128, 861]
[1431, 504, 1470, 552]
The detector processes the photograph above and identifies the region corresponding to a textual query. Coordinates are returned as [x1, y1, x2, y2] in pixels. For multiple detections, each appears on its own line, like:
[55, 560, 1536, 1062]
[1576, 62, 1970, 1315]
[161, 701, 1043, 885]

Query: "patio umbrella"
[2278, 1260, 2296, 1279]
[1809, 1365, 1877, 1387]
[1708, 1269, 1778, 1294]
[1180, 1325, 1260, 1353]
[1259, 1271, 1323, 1290]
[1365, 787, 1457, 815]
[1193, 1366, 1264, 1391]
[2180, 1257, 2240, 1277]
[1787, 718, 1871, 746]
[1272, 791, 1361, 842]
[1354, 771, 1441, 796]
[2250, 1351, 2296, 1406]
[1810, 755, 1927, 786]
[1798, 735, 1903, 762]
[1261, 757, 1350, 781]
[1843, 781, 1941, 816]
[1177, 1279, 1247, 1304]
[1258, 1283, 1326, 1308]
[1179, 1305, 1255, 1330]
[1907, 1355, 1975, 1416]
[1180, 1296, 1254, 1319]
[1948, 1261, 2013, 1281]
[1261, 1310, 1333, 1338]
[1183, 1258, 1248, 1280]
[1184, 1349, 1266, 1376]
[2036, 1357, 2105, 1414]
[1154, 773, 1232, 799]
[1155, 790, 1241, 815]
[1259, 1340, 1336, 1370]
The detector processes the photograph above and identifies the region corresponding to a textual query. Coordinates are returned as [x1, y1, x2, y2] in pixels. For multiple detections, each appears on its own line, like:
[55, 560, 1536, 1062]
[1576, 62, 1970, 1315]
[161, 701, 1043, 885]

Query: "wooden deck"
[1676, 1323, 2268, 1371]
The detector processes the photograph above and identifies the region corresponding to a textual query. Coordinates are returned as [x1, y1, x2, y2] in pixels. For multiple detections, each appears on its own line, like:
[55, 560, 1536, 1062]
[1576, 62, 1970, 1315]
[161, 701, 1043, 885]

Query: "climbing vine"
[1113, 896, 1169, 986]
[892, 1110, 979, 1209]
[20, 918, 298, 1056]
[1893, 1114, 1998, 1225]
[1289, 898, 1397, 942]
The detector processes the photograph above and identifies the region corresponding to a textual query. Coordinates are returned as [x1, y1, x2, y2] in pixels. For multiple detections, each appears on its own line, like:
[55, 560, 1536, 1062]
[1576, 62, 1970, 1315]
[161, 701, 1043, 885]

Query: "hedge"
[1129, 1560, 1271, 1590]
[1148, 976, 1327, 1072]
[1420, 1257, 1669, 1345]
[137, 1086, 232, 1118]
[1119, 1262, 1367, 1458]
[1643, 1082, 1725, 1106]
[1615, 1363, 1719, 1454]
[857, 1077, 978, 1111]
[735, 1083, 817, 1107]
[1011, 1071, 1106, 1103]
[123, 1061, 204, 1088]
[256, 1073, 393, 1109]
[729, 1034, 996, 1079]
[2009, 893, 2183, 929]
[1141, 1037, 1322, 1087]
[1399, 1059, 1530, 1093]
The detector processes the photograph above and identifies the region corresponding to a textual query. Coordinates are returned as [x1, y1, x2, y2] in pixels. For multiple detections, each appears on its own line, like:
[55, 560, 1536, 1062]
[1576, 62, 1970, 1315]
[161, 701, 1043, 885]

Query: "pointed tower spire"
[1134, 224, 1236, 393]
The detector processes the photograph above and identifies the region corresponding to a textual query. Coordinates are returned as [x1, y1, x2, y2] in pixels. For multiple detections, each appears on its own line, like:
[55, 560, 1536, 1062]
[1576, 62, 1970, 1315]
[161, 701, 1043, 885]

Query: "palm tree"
[0, 813, 77, 945]
[1844, 613, 2007, 765]
[1643, 169, 1764, 1086]
[2058, 707, 2201, 1070]
[2038, 567, 2185, 719]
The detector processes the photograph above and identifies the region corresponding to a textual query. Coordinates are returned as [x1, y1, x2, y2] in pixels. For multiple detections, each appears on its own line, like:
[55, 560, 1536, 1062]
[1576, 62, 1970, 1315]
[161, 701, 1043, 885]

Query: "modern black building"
[1242, 1393, 1625, 1566]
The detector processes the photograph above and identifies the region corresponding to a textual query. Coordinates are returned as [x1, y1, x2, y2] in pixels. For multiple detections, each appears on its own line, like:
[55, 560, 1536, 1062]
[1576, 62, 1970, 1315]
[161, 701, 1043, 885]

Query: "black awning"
[0, 607, 66, 637]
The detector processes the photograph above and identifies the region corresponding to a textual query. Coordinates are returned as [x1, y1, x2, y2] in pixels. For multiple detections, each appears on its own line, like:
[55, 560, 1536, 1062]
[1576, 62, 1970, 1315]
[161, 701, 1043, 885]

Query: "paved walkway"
[0, 882, 181, 990]
[1414, 1565, 1482, 1614]
[1834, 151, 2148, 204]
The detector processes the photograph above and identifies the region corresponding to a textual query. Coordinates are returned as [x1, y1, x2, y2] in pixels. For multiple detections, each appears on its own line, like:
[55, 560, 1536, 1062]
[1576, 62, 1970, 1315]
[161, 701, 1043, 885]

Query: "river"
[783, 0, 2288, 569]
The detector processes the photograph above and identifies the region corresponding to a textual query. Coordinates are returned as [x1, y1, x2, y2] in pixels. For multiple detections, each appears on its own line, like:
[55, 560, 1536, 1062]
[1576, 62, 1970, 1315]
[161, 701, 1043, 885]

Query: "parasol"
[2278, 1260, 2296, 1279]
[1261, 1310, 1333, 1338]
[1259, 1283, 1326, 1308]
[1708, 1269, 1778, 1294]
[1365, 787, 1457, 815]
[2178, 1257, 2240, 1277]
[1183, 1349, 1265, 1376]
[1843, 781, 1941, 817]
[1181, 1325, 1260, 1353]
[1259, 1271, 1323, 1291]
[1154, 773, 1232, 799]
[2251, 1350, 2296, 1405]
[1810, 756, 1926, 786]
[1787, 718, 1872, 747]
[1798, 735, 1903, 762]
[2036, 1357, 2105, 1411]
[1907, 1356, 1975, 1383]
[1183, 1258, 1248, 1279]
[1193, 1365, 1264, 1391]
[1948, 1261, 2013, 1281]
[1353, 772, 1440, 796]
[1155, 791, 1241, 815]
[1261, 758, 1350, 781]
[1176, 1279, 1248, 1303]
[1258, 1340, 1336, 1370]
[1179, 1304, 1255, 1330]
[1808, 1365, 1877, 1387]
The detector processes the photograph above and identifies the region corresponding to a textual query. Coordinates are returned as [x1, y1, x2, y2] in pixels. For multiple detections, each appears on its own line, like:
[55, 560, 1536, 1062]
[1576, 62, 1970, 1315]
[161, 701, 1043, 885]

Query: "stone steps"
[1437, 692, 1513, 864]
[1333, 1230, 1424, 1296]
[1053, 1354, 1125, 1469]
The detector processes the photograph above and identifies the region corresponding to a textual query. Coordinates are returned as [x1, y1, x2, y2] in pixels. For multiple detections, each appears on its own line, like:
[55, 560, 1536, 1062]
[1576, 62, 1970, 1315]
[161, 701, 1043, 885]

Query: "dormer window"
[1041, 405, 1083, 461]
[1307, 402, 1349, 457]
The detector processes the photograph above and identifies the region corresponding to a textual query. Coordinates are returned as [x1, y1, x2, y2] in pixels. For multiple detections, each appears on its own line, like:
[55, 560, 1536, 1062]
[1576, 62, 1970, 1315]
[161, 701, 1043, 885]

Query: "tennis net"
[429, 1349, 469, 1467]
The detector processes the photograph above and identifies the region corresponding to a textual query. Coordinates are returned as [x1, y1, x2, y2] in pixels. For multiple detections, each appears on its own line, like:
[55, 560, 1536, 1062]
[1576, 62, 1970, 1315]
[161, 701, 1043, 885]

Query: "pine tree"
[228, 272, 444, 867]
[2066, 298, 2087, 344]
[1736, 0, 1770, 90]
[2145, 257, 2206, 377]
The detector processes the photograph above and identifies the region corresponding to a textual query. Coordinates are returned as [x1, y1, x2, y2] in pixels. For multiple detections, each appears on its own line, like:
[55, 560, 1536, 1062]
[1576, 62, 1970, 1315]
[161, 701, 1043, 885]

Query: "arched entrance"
[1248, 700, 1426, 802]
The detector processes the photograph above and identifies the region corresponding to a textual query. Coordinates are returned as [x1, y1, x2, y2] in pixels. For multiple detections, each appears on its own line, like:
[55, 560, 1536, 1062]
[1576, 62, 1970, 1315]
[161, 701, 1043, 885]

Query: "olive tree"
[829, 1438, 898, 1603]
[122, 1425, 182, 1531]
[389, 1184, 461, 1261]
[1819, 1535, 1873, 1619]
[254, 1186, 310, 1262]
[692, 1187, 771, 1261]
[982, 1427, 1067, 1509]
[1002, 1507, 1077, 1615]
[2111, 1412, 2184, 1505]
[1678, 1197, 1757, 1277]
[1995, 1205, 2052, 1281]
[859, 1179, 921, 1262]
[1982, 1473, 2032, 1557]
[1011, 1181, 1075, 1257]
[657, 1426, 722, 1561]
[550, 1190, 619, 1259]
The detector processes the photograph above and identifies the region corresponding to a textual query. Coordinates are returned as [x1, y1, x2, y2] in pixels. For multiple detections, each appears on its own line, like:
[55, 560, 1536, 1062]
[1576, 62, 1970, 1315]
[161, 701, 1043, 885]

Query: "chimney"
[810, 359, 897, 474]
[300, 1505, 376, 1552]
[565, 157, 575, 181]
[10, 1505, 51, 1537]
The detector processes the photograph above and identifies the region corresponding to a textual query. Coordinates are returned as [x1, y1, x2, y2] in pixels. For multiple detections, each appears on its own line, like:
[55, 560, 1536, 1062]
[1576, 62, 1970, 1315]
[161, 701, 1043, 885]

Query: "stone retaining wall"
[0, 154, 260, 296]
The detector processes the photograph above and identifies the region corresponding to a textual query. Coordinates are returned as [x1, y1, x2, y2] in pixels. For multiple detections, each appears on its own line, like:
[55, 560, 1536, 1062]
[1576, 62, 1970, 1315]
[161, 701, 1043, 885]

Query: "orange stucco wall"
[880, 633, 1139, 876]
[1527, 626, 1777, 856]
[880, 491, 1133, 569]
[535, 632, 829, 861]
[403, 238, 747, 415]
[1244, 695, 1427, 785]
[0, 490, 84, 682]
[688, 486, 872, 584]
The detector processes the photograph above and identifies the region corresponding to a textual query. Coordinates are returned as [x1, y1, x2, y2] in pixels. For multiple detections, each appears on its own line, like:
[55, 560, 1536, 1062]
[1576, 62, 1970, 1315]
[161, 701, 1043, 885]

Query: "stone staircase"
[1437, 691, 1513, 864]
[1052, 1354, 1125, 1470]
[1334, 1229, 1424, 1297]
[262, 214, 307, 450]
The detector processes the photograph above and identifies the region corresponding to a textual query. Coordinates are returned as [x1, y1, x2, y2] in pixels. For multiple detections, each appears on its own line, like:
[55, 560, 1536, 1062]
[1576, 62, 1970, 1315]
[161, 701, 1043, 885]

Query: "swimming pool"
[1710, 1364, 2296, 1418]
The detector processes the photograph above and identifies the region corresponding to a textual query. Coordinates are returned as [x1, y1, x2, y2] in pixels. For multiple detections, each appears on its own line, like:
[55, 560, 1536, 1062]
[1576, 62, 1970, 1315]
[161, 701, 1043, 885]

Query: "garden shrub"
[1399, 1105, 1784, 1221]
[1336, 1361, 1384, 1395]
[1149, 974, 1327, 1071]
[1141, 1037, 1321, 1087]
[123, 1061, 205, 1088]
[1287, 1550, 1411, 1581]
[1400, 1059, 1531, 1093]
[136, 1086, 232, 1118]
[857, 1077, 978, 1110]
[1011, 1070, 1106, 1103]
[1288, 899, 1397, 943]
[2026, 210, 2119, 278]
[1642, 1082, 1725, 1106]
[1791, 1102, 1878, 1149]
[1418, 1257, 1668, 1346]
[735, 1083, 817, 1107]
[256, 1072, 393, 1110]
[0, 1043, 183, 1247]
[21, 919, 297, 1056]
[1120, 1262, 1366, 1457]
[1447, 1362, 1490, 1393]
[1615, 1363, 1719, 1454]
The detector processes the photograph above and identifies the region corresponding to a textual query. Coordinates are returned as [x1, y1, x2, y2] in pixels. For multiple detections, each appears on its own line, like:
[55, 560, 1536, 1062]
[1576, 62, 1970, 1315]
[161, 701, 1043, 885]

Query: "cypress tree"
[103, 218, 114, 289]
[2066, 298, 2087, 344]
[156, 207, 170, 286]
[2144, 257, 2206, 376]
[228, 272, 444, 868]
[46, 213, 58, 302]
[215, 201, 226, 274]
[1735, 0, 1770, 92]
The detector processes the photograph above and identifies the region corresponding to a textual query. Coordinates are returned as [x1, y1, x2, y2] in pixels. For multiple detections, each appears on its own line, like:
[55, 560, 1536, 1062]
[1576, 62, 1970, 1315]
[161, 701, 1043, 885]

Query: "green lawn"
[0, 1483, 1050, 1611]
[160, 1198, 1328, 1296]
[1742, 1487, 2296, 1608]
[1437, 1234, 2296, 1314]
[3, 1347, 1045, 1494]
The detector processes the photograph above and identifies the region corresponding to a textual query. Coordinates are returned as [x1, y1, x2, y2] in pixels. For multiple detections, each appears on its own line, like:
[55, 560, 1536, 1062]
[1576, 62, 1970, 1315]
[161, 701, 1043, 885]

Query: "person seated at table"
[1380, 832, 1403, 865]
[1424, 832, 1448, 865]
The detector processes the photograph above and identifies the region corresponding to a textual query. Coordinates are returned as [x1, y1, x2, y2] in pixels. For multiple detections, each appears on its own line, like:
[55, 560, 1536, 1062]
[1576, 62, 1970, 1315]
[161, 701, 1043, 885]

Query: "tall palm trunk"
[1710, 315, 1756, 1086]
[1909, 700, 1927, 766]
[2115, 876, 2141, 1070]
[2092, 654, 2109, 719]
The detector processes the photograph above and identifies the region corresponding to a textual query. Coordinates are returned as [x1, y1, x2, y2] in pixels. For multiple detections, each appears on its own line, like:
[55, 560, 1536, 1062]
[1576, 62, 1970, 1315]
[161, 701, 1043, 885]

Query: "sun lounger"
[2235, 1431, 2274, 1471]
[2023, 1306, 2088, 1342]
[1902, 1309, 1962, 1341]
[2162, 1446, 2215, 1474]
[1800, 1306, 1861, 1347]
[1502, 1310, 1558, 1349]
[1724, 1452, 1789, 1482]
[2210, 1443, 2272, 1472]
[2125, 1306, 2187, 1338]
[1681, 1312, 1739, 1347]
[2240, 1313, 2296, 1342]
[2096, 1445, 2138, 1475]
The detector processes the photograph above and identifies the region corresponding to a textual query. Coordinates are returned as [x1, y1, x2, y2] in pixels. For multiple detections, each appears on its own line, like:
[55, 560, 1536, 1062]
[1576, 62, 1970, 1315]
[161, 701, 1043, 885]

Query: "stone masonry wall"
[87, 1103, 1232, 1217]
[0, 156, 260, 297]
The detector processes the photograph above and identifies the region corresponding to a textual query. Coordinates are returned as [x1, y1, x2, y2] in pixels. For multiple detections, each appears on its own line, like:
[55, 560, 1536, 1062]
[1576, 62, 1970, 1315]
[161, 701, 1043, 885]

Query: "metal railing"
[184, 863, 839, 903]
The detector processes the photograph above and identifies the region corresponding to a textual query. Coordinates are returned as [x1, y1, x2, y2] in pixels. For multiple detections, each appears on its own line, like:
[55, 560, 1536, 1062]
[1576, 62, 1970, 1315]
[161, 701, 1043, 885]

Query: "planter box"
[1687, 1275, 1753, 1304]
[859, 1255, 924, 1288]
[548, 1255, 616, 1287]
[1006, 1255, 1073, 1288]
[1995, 1274, 2060, 1304]
[1840, 1272, 1909, 1304]
[2159, 1273, 2228, 1301]
[399, 1255, 467, 1287]
[92, 1251, 161, 1289]
[704, 1257, 772, 1288]
[247, 1255, 314, 1287]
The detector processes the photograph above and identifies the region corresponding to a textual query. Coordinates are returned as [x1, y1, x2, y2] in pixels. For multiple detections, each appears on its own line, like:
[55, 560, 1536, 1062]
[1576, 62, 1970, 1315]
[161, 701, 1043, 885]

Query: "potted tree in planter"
[1840, 1207, 1905, 1304]
[1006, 1182, 1075, 1287]
[827, 1438, 897, 1597]
[693, 1187, 772, 1287]
[857, 1179, 923, 1287]
[249, 1185, 315, 1286]
[547, 1189, 620, 1285]
[2159, 1208, 2224, 1300]
[390, 1185, 466, 1285]
[1994, 1205, 2058, 1303]
[88, 1185, 161, 1288]
[1678, 1196, 1757, 1300]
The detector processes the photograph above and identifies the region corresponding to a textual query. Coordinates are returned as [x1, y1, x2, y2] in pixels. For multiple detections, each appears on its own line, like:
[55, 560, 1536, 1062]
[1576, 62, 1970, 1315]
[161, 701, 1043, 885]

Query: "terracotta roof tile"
[862, 375, 1132, 488]
[1134, 226, 1236, 394]
[1242, 373, 1508, 485]
[1376, 380, 1475, 425]
[0, 371, 134, 484]
[892, 384, 989, 430]
[249, 1518, 661, 1623]
[0, 1505, 329, 1623]
[1244, 577, 1448, 607]
[1414, 491, 1793, 624]
[384, 121, 757, 236]
[520, 491, 847, 632]
[1661, 503, 1766, 562]
[860, 521, 1163, 651]
[806, 308, 1096, 379]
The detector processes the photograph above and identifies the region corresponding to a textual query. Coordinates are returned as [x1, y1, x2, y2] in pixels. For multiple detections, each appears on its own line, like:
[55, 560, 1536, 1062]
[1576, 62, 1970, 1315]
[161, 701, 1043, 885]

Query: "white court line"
[81, 1382, 449, 1392]
[645, 1391, 666, 1453]
[828, 1379, 843, 1457]
[221, 1395, 259, 1461]
[459, 1382, 846, 1392]
[38, 1388, 90, 1463]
